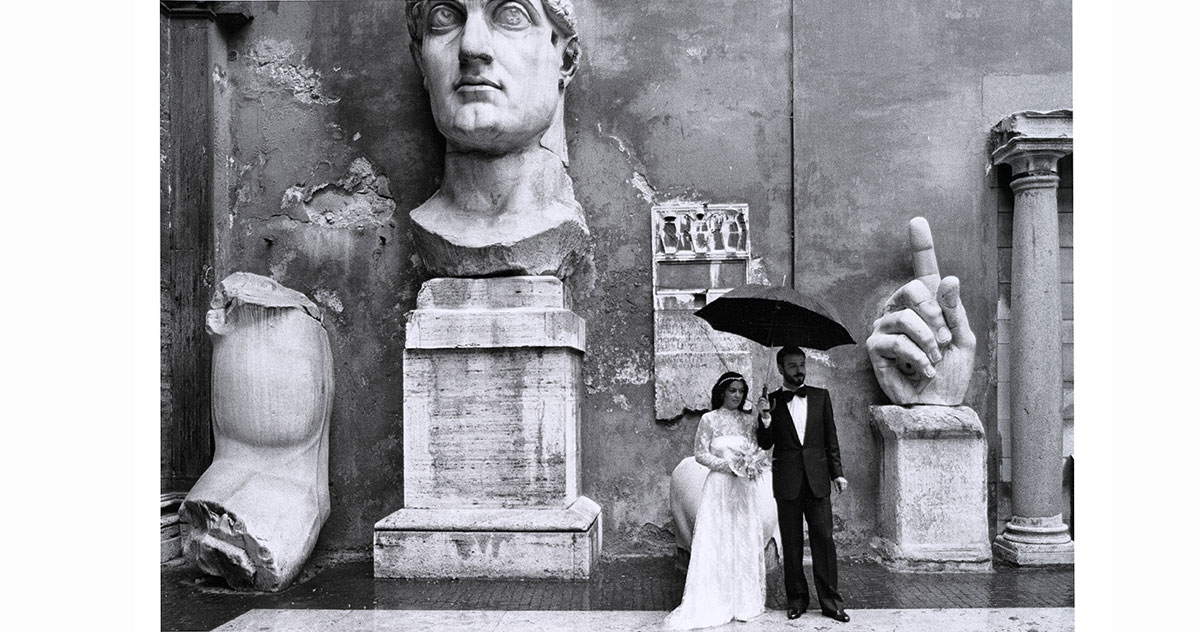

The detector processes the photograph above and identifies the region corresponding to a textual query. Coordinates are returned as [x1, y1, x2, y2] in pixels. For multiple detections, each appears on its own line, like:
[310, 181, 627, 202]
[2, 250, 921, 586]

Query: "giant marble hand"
[866, 217, 976, 405]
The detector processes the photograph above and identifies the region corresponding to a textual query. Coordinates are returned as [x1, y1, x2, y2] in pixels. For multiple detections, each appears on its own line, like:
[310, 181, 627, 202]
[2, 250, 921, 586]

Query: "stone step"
[213, 607, 1075, 632]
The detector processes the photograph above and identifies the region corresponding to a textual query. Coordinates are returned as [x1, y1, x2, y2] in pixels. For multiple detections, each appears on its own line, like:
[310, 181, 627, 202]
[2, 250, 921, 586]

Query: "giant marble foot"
[179, 272, 334, 592]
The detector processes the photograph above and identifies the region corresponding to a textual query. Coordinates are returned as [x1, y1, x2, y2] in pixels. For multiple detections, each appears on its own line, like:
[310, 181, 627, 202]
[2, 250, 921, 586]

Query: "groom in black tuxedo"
[755, 346, 850, 623]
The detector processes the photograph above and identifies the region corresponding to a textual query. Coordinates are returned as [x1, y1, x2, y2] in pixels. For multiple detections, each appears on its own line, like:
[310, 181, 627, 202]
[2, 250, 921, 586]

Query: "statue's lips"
[455, 76, 502, 91]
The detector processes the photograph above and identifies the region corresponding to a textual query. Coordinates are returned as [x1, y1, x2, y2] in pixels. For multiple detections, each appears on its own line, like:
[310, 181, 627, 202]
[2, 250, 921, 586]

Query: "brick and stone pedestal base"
[869, 405, 992, 572]
[374, 277, 601, 579]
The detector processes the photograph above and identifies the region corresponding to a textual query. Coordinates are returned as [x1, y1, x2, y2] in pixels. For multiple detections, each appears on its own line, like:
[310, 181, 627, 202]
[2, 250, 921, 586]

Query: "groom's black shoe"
[786, 607, 805, 620]
[821, 608, 850, 623]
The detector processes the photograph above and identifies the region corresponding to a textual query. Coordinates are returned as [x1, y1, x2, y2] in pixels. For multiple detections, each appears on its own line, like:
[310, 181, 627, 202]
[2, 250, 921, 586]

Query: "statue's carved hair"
[405, 0, 578, 47]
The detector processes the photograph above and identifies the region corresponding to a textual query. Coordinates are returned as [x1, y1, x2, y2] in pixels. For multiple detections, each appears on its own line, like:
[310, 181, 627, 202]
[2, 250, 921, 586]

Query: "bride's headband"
[715, 374, 746, 391]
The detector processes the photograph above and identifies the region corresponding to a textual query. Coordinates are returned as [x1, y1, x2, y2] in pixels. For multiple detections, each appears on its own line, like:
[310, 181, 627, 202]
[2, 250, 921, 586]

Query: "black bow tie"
[778, 386, 808, 401]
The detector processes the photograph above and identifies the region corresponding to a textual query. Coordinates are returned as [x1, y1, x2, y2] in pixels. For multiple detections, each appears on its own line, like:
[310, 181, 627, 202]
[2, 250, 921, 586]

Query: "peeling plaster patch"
[611, 354, 651, 386]
[806, 349, 833, 367]
[600, 127, 681, 208]
[281, 158, 396, 228]
[611, 393, 631, 411]
[211, 63, 228, 88]
[599, 124, 629, 153]
[313, 288, 344, 314]
[269, 250, 298, 281]
[747, 257, 771, 284]
[630, 172, 656, 204]
[247, 38, 340, 105]
[281, 185, 307, 209]
[584, 374, 603, 394]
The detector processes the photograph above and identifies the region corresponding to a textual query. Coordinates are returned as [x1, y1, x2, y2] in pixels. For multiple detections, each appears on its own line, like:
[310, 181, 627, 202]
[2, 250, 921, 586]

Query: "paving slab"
[214, 607, 1075, 632]
[163, 557, 1072, 631]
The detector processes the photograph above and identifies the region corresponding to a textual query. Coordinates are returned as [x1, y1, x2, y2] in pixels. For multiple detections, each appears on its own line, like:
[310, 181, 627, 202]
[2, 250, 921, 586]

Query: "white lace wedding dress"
[664, 408, 766, 630]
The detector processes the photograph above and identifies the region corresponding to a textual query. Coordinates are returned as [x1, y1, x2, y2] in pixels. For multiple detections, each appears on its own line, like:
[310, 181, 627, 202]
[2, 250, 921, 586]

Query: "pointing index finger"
[908, 217, 941, 297]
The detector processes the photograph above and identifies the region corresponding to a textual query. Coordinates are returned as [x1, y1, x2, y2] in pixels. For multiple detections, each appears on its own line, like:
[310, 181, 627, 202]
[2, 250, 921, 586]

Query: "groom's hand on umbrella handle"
[755, 387, 772, 425]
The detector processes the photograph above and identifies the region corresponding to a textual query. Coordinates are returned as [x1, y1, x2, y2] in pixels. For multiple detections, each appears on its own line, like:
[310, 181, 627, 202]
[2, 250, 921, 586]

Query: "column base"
[992, 515, 1074, 566]
[373, 497, 602, 579]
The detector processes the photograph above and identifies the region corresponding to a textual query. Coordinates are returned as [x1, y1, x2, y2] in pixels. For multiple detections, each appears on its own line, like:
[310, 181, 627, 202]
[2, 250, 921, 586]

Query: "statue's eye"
[493, 2, 532, 30]
[428, 4, 463, 31]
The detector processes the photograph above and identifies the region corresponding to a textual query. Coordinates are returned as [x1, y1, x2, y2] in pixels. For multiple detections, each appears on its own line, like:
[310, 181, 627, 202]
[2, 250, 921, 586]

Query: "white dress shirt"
[787, 389, 808, 445]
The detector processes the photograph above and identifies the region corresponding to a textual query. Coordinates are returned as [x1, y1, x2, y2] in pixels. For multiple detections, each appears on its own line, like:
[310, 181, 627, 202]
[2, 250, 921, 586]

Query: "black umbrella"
[694, 284, 855, 350]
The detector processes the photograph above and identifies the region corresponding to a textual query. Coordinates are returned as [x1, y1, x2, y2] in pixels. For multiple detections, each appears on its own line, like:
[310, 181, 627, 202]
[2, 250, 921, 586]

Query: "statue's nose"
[459, 13, 494, 64]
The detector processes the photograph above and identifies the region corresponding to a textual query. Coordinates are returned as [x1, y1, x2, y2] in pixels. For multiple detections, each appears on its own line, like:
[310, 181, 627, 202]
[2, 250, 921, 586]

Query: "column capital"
[990, 109, 1073, 176]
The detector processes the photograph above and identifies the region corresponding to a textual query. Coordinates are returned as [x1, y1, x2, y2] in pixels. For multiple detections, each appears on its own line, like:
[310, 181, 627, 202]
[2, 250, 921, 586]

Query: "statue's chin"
[442, 107, 552, 154]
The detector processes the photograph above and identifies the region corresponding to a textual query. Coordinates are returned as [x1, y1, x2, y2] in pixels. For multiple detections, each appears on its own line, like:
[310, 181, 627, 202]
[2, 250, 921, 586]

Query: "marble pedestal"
[374, 276, 601, 579]
[869, 405, 992, 572]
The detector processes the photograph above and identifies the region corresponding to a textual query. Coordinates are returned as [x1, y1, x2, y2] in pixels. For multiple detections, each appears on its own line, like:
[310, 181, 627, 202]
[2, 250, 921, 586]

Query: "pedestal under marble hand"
[179, 273, 333, 591]
[405, 0, 589, 280]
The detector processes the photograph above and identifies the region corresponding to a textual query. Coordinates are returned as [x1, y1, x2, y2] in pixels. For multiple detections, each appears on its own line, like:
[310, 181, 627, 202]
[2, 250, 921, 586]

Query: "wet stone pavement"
[161, 556, 1074, 631]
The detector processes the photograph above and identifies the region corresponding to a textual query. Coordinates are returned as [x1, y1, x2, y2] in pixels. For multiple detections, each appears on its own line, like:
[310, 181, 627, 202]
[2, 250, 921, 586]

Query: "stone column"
[374, 276, 601, 579]
[990, 111, 1074, 565]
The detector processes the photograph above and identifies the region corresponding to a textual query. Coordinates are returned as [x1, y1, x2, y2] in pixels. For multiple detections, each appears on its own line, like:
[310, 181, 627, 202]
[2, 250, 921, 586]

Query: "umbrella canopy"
[694, 284, 856, 350]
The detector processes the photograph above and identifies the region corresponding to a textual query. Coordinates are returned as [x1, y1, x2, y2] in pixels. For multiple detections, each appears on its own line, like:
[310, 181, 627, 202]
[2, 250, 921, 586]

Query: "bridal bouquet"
[711, 435, 770, 479]
[729, 446, 770, 479]
[718, 440, 768, 479]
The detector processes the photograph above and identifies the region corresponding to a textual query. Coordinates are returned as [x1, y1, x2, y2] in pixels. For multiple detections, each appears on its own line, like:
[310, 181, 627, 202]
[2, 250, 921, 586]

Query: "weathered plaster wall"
[786, 0, 1072, 550]
[569, 0, 794, 556]
[189, 0, 1071, 557]
[213, 1, 433, 552]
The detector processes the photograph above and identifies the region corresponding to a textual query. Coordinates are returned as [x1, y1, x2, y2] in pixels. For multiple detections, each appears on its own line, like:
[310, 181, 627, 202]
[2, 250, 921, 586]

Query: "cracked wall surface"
[180, 0, 1072, 558]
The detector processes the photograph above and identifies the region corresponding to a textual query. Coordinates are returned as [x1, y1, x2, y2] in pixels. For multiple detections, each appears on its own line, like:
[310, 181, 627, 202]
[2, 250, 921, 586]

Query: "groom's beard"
[783, 374, 805, 388]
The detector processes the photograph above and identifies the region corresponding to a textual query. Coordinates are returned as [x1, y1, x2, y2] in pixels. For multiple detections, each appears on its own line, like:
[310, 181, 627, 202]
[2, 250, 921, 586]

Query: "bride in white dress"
[664, 372, 771, 630]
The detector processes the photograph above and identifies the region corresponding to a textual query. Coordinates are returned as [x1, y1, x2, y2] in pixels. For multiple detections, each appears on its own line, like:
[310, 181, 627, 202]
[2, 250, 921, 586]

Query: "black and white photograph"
[12, 1, 1190, 630]
[156, 0, 1074, 629]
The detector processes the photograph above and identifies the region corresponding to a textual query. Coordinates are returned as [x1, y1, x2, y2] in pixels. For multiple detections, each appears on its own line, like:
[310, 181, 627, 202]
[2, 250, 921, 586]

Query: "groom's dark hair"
[776, 346, 806, 366]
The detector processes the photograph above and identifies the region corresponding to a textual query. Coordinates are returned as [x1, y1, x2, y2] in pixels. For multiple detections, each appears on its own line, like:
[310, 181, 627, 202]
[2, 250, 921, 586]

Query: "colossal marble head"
[406, 0, 581, 157]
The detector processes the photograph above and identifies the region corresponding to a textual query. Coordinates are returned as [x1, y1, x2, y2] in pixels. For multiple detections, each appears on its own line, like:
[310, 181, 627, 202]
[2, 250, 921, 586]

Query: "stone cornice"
[990, 109, 1073, 174]
[160, 1, 252, 27]
[868, 405, 985, 440]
